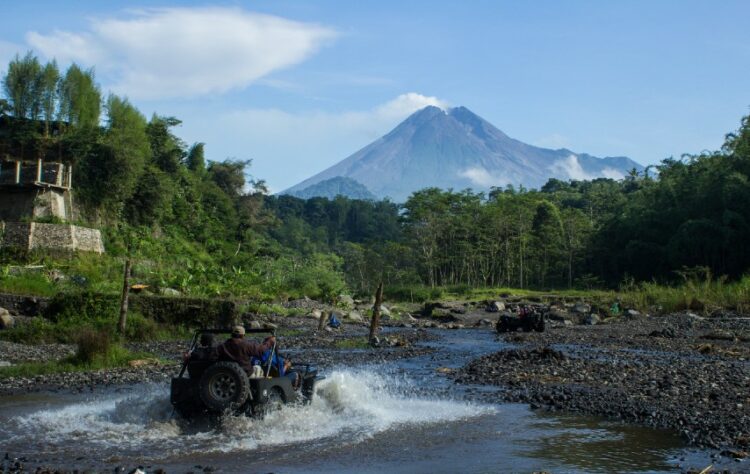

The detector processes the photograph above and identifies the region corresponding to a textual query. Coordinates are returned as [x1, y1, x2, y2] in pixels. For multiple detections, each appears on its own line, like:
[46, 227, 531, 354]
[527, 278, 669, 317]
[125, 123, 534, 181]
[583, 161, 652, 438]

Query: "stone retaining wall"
[0, 222, 104, 253]
[0, 292, 239, 328]
[0, 293, 49, 316]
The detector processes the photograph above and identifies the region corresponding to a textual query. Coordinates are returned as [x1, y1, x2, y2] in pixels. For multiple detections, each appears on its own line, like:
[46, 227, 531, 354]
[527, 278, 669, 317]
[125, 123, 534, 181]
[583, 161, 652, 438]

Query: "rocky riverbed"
[0, 318, 436, 396]
[454, 312, 750, 456]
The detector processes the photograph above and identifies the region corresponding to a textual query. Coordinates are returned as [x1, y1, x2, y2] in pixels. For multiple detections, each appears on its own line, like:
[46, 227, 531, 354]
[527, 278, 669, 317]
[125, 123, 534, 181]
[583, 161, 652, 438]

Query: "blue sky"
[2, 1, 749, 191]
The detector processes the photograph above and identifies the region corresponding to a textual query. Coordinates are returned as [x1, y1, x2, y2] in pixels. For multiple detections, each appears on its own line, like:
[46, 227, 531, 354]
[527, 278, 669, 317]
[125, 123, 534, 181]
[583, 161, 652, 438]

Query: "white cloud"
[374, 92, 449, 119]
[549, 154, 595, 181]
[458, 167, 509, 187]
[187, 93, 448, 190]
[26, 7, 337, 99]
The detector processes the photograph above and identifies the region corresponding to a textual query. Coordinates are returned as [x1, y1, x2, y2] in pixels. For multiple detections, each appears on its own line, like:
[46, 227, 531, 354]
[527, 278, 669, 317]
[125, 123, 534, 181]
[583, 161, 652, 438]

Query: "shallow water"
[0, 330, 718, 473]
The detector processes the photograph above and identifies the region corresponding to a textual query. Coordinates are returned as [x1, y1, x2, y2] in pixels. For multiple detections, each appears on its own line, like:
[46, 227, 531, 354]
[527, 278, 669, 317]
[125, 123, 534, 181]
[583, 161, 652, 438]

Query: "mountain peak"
[283, 105, 643, 201]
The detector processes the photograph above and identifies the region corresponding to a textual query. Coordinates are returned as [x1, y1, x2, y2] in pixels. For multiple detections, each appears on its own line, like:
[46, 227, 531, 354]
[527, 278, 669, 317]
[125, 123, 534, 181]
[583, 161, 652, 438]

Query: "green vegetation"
[1, 52, 749, 321]
[0, 328, 158, 379]
[334, 337, 371, 350]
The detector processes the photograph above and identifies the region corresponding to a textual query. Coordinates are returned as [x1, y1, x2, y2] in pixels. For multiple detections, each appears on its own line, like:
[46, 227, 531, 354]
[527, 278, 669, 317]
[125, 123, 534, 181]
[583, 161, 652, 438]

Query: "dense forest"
[2, 52, 750, 300]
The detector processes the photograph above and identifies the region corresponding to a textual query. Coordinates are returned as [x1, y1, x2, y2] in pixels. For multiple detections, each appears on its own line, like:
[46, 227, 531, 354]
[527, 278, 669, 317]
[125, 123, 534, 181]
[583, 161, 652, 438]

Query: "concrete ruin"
[0, 158, 104, 253]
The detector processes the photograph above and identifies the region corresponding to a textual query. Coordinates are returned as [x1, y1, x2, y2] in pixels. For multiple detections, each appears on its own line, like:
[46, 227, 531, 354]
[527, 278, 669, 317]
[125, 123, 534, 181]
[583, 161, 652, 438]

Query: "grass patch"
[0, 311, 192, 344]
[334, 337, 371, 350]
[0, 341, 156, 380]
[244, 302, 290, 316]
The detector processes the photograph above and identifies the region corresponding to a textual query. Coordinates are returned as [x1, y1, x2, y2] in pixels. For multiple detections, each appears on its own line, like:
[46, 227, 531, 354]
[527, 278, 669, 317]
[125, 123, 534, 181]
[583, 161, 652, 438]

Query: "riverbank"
[0, 318, 437, 396]
[454, 312, 750, 456]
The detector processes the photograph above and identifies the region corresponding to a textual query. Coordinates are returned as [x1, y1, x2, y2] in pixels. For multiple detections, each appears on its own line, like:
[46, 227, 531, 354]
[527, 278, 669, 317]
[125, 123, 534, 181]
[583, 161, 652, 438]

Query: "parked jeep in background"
[496, 307, 545, 333]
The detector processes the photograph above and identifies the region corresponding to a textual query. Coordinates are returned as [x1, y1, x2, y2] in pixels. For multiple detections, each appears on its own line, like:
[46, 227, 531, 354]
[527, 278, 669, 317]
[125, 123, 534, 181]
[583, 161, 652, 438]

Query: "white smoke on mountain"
[549, 154, 595, 181]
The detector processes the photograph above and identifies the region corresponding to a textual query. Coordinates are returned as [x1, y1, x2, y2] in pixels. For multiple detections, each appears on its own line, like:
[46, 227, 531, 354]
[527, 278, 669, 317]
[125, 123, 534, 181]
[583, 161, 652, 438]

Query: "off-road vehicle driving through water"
[170, 328, 323, 418]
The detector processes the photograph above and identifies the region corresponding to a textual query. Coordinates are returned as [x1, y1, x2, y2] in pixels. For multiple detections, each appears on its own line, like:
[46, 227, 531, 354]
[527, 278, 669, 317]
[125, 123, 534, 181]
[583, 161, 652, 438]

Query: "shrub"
[74, 328, 111, 364]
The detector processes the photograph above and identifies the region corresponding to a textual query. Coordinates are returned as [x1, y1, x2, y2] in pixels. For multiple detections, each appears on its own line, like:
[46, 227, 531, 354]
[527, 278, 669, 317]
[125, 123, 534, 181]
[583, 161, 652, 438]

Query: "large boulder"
[308, 309, 323, 319]
[584, 314, 600, 325]
[572, 303, 591, 314]
[338, 294, 355, 309]
[486, 301, 505, 312]
[347, 310, 364, 322]
[0, 308, 13, 329]
[545, 309, 569, 322]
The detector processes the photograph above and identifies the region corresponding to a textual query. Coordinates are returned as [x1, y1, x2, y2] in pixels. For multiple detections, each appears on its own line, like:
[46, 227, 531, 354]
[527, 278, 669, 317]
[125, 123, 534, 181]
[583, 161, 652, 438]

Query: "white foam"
[8, 369, 495, 456]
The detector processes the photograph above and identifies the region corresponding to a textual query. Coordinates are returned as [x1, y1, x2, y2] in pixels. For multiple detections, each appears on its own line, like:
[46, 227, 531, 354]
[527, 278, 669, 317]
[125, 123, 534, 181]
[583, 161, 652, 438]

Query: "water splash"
[6, 369, 494, 458]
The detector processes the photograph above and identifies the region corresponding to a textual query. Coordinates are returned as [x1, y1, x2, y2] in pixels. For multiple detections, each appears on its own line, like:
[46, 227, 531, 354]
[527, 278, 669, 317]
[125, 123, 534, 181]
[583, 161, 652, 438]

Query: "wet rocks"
[455, 314, 750, 451]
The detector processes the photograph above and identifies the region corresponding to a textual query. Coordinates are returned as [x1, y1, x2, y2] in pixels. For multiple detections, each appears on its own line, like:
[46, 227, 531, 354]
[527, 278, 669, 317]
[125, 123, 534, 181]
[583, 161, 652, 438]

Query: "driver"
[216, 325, 276, 373]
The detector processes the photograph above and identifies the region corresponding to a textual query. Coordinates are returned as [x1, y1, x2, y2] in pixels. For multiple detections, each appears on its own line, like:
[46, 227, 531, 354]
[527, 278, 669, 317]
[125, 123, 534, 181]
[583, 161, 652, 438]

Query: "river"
[0, 330, 718, 473]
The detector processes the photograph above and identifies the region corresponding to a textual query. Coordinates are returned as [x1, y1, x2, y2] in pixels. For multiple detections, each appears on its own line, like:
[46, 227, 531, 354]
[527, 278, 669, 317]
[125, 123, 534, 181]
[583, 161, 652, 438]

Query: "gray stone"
[546, 309, 569, 322]
[572, 303, 591, 314]
[309, 309, 322, 319]
[0, 309, 13, 329]
[0, 360, 11, 367]
[584, 314, 600, 325]
[491, 301, 505, 312]
[263, 322, 278, 330]
[379, 305, 391, 317]
[563, 319, 575, 326]
[626, 309, 641, 318]
[249, 321, 262, 329]
[347, 310, 363, 322]
[159, 288, 182, 297]
[338, 294, 355, 309]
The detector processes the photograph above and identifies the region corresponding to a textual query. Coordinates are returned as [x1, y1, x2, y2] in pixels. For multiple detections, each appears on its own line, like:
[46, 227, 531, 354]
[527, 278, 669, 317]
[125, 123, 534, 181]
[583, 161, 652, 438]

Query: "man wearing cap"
[216, 326, 276, 373]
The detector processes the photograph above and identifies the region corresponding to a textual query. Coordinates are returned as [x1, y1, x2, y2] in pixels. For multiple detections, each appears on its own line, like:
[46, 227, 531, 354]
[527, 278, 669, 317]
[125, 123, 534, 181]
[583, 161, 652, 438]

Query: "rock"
[324, 326, 334, 333]
[128, 358, 160, 368]
[546, 309, 569, 322]
[406, 314, 418, 322]
[379, 305, 391, 317]
[572, 303, 591, 314]
[263, 322, 278, 330]
[159, 288, 182, 297]
[649, 327, 676, 338]
[309, 309, 322, 319]
[563, 319, 574, 326]
[48, 269, 67, 282]
[347, 310, 363, 322]
[338, 294, 355, 309]
[0, 360, 11, 367]
[584, 314, 600, 325]
[702, 330, 735, 341]
[490, 301, 506, 312]
[625, 309, 641, 318]
[248, 321, 262, 329]
[475, 318, 493, 327]
[0, 309, 13, 329]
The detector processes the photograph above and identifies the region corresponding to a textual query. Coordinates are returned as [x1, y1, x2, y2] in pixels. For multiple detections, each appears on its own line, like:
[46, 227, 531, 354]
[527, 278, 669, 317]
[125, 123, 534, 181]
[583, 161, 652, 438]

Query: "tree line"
[2, 52, 749, 297]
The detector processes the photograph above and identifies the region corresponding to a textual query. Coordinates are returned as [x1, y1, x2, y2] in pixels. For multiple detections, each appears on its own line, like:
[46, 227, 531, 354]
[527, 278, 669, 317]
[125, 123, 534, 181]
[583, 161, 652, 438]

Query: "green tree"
[58, 63, 101, 129]
[2, 52, 42, 119]
[39, 60, 60, 136]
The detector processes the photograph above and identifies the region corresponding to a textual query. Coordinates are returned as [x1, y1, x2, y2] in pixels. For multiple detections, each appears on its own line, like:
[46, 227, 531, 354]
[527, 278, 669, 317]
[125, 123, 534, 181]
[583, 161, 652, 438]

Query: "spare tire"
[199, 361, 250, 412]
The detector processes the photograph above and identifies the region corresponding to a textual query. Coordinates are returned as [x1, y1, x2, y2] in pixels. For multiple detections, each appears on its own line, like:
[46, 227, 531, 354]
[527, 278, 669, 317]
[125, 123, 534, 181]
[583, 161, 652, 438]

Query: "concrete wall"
[0, 222, 104, 254]
[0, 188, 70, 221]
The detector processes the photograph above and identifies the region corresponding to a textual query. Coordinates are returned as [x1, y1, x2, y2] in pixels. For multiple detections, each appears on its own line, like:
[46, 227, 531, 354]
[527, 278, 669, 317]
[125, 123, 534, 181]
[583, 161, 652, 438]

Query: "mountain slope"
[287, 176, 376, 200]
[284, 106, 643, 201]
